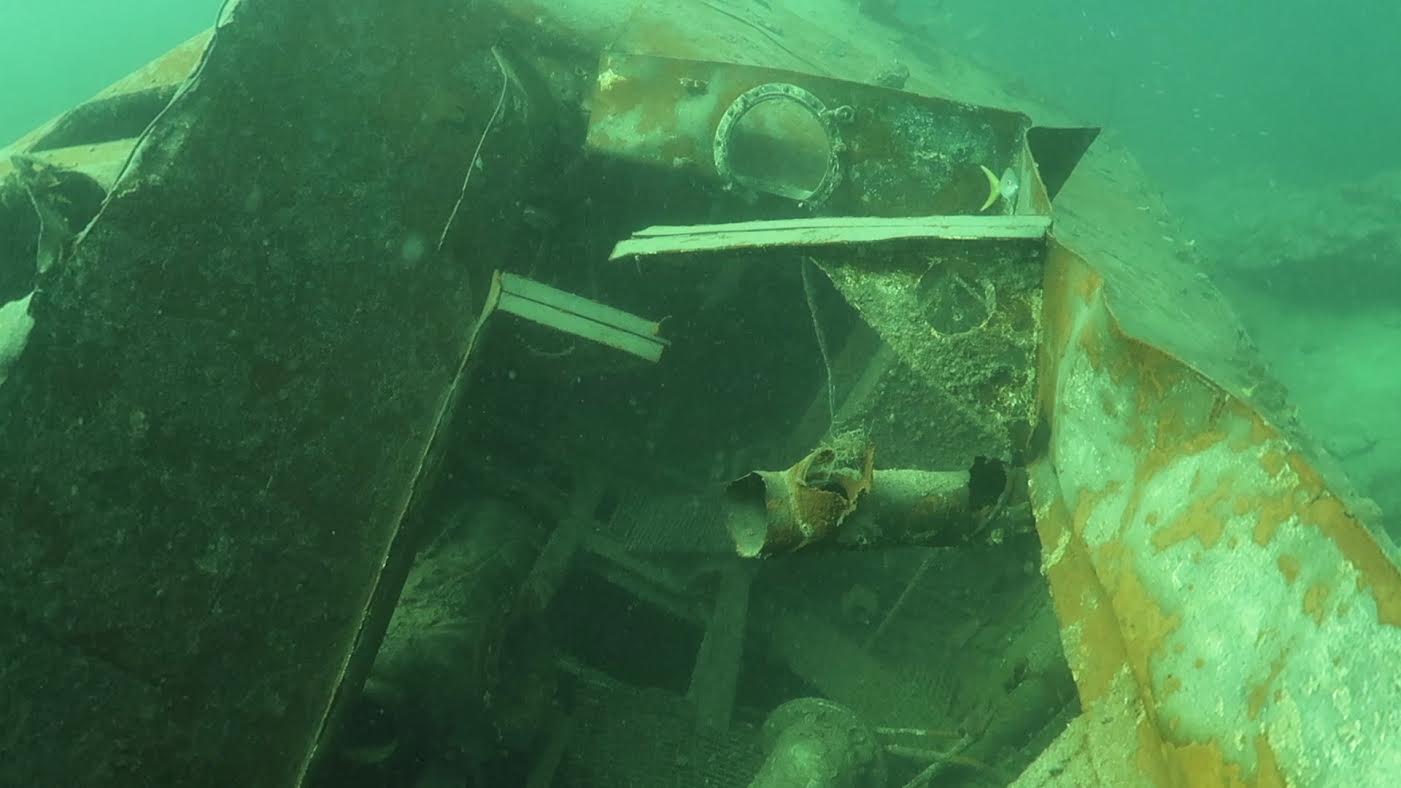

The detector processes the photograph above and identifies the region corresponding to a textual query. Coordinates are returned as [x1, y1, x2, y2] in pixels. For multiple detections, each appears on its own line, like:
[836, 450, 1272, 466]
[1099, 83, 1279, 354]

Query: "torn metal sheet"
[0, 1, 549, 785]
[610, 215, 1050, 259]
[0, 31, 210, 189]
[5, 155, 106, 277]
[586, 53, 1037, 216]
[1023, 240, 1401, 785]
[726, 442, 875, 557]
[612, 214, 1050, 463]
[0, 293, 33, 387]
[0, 157, 103, 391]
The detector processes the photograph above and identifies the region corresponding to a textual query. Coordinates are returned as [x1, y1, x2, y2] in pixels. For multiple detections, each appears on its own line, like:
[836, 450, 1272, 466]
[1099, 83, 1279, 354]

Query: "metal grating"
[596, 492, 735, 557]
[561, 665, 764, 788]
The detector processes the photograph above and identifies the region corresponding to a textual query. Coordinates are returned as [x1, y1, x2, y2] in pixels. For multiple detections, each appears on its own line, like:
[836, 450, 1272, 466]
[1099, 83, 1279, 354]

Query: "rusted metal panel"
[490, 0, 1044, 116]
[1027, 240, 1401, 785]
[586, 53, 1033, 216]
[818, 230, 1047, 463]
[1050, 146, 1381, 538]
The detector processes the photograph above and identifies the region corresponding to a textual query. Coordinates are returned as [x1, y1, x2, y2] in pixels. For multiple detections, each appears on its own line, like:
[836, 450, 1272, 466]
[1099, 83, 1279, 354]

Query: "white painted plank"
[497, 292, 666, 362]
[610, 215, 1050, 259]
[500, 272, 661, 338]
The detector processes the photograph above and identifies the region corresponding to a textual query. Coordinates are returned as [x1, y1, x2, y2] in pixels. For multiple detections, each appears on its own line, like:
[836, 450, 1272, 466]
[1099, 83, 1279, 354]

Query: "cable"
[437, 47, 511, 253]
[802, 257, 836, 435]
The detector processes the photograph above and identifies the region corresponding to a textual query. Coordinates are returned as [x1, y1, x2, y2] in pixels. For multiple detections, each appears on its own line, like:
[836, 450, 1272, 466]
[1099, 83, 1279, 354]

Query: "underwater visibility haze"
[2, 1, 1399, 786]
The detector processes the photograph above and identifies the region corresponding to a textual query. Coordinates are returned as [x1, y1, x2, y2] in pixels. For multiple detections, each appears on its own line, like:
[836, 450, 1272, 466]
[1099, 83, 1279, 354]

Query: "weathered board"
[610, 216, 1051, 258]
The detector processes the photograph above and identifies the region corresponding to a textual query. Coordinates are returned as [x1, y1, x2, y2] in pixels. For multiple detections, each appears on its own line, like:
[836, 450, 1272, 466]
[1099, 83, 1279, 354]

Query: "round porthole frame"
[712, 83, 846, 209]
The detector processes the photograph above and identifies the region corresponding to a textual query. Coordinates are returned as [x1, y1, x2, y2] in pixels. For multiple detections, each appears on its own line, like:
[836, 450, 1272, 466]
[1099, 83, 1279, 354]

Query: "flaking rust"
[726, 440, 876, 557]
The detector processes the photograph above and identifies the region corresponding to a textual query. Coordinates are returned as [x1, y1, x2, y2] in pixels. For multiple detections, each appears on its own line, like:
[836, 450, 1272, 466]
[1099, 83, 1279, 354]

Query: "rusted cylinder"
[837, 468, 972, 548]
[727, 457, 1031, 555]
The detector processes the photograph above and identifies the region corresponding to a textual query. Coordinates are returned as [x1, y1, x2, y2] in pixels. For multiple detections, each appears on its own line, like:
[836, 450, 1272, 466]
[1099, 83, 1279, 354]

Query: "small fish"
[999, 167, 1020, 203]
[978, 164, 1020, 211]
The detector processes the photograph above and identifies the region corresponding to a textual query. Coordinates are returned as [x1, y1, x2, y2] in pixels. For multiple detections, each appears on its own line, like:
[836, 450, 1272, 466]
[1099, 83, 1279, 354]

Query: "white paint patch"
[1051, 291, 1135, 549]
[1053, 288, 1401, 782]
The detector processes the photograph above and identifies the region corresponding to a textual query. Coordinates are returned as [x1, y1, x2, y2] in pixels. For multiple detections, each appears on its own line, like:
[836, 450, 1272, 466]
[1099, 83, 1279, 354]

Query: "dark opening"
[968, 455, 1008, 510]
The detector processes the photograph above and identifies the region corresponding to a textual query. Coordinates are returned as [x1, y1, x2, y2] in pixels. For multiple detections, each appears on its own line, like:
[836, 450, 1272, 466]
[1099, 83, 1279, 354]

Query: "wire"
[802, 257, 836, 435]
[437, 47, 511, 253]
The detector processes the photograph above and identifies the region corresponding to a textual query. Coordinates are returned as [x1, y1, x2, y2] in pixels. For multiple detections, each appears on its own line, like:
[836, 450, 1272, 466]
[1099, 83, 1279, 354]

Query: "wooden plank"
[500, 272, 662, 338]
[630, 215, 1047, 238]
[610, 215, 1051, 260]
[688, 560, 757, 734]
[497, 291, 666, 362]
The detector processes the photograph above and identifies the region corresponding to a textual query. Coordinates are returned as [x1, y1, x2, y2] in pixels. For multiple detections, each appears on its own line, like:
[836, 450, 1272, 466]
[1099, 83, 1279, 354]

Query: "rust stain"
[1071, 480, 1123, 537]
[1247, 441, 1401, 626]
[1151, 472, 1233, 552]
[1093, 541, 1181, 710]
[1302, 582, 1331, 625]
[1070, 257, 1103, 304]
[1162, 674, 1183, 696]
[1285, 453, 1327, 496]
[588, 57, 714, 161]
[1037, 232, 1401, 786]
[616, 19, 716, 62]
[1160, 740, 1250, 787]
[1037, 245, 1082, 435]
[1078, 315, 1105, 369]
[1259, 448, 1287, 478]
[1247, 655, 1287, 720]
[1232, 496, 1253, 517]
[1307, 493, 1401, 628]
[1099, 309, 1139, 390]
[1042, 244, 1106, 387]
[1099, 389, 1121, 418]
[1131, 715, 1178, 787]
[1157, 735, 1287, 788]
[1034, 486, 1127, 706]
[1251, 492, 1294, 547]
[1253, 735, 1287, 788]
[1248, 414, 1275, 445]
[1150, 725, 1287, 788]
